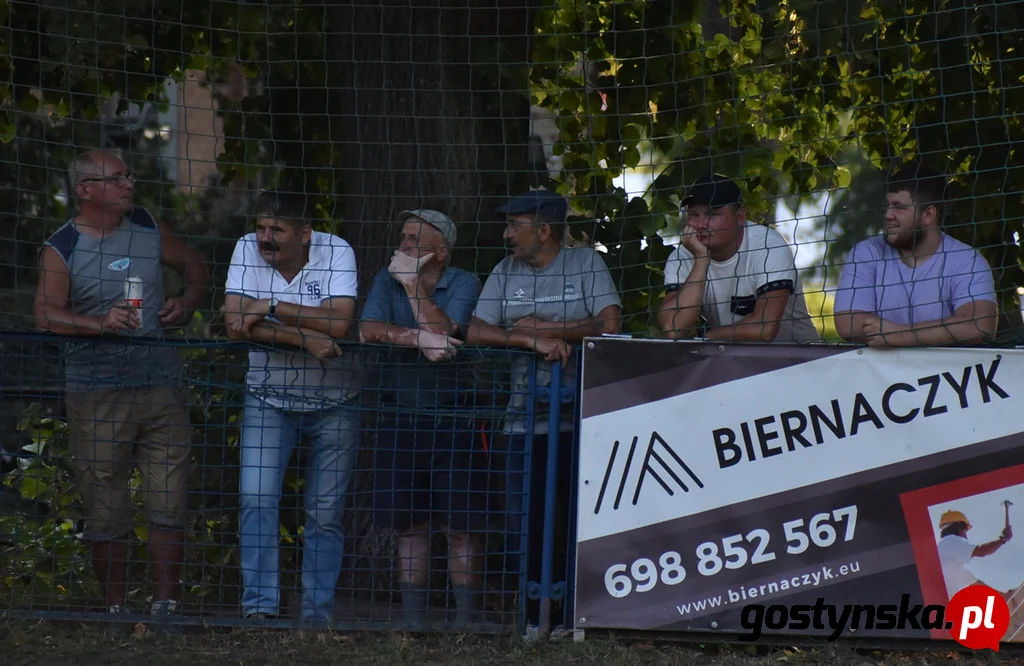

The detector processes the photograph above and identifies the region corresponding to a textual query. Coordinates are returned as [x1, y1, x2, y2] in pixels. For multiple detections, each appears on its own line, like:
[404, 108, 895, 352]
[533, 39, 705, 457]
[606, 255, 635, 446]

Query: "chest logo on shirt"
[564, 284, 575, 296]
[305, 281, 322, 298]
[513, 288, 526, 299]
[108, 258, 131, 271]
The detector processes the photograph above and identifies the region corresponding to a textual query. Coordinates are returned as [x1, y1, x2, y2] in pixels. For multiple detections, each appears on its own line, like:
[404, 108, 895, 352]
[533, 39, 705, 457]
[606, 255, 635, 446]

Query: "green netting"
[2, 0, 1023, 636]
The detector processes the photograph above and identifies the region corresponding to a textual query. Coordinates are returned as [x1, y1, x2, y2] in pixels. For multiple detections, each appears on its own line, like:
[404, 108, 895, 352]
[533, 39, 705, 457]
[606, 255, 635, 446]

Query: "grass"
[1, 620, 1021, 666]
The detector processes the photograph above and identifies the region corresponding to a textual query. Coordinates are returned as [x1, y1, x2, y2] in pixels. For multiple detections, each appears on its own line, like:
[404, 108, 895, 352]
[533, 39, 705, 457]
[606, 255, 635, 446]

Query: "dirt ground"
[3, 620, 1023, 666]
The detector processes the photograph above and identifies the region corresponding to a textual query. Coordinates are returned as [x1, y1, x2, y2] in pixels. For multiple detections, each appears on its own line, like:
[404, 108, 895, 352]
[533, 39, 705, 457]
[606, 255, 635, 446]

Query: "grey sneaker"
[103, 604, 133, 635]
[148, 599, 184, 635]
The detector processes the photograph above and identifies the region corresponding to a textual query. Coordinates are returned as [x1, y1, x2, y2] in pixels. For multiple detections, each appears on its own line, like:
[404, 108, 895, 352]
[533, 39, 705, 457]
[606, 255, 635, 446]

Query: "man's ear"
[301, 224, 313, 244]
[537, 222, 552, 243]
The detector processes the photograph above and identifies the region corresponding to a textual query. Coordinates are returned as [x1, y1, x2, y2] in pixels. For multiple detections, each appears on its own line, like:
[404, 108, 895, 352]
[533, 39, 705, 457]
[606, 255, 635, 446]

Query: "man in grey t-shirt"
[34, 149, 209, 625]
[466, 189, 621, 625]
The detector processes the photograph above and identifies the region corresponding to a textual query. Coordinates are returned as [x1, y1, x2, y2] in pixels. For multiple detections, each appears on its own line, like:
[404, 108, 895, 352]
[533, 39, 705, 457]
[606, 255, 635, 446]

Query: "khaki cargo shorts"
[65, 385, 191, 542]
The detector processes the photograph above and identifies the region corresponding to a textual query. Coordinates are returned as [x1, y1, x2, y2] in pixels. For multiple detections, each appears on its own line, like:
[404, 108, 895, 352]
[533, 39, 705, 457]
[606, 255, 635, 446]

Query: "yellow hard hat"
[940, 510, 972, 529]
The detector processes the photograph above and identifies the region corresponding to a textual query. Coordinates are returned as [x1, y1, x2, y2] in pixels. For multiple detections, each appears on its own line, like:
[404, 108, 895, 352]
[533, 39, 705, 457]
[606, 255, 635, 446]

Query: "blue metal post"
[538, 361, 563, 637]
[518, 357, 538, 634]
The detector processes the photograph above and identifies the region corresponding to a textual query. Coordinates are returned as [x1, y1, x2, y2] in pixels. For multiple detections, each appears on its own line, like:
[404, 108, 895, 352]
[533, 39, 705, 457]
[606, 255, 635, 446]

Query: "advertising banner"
[574, 339, 1024, 641]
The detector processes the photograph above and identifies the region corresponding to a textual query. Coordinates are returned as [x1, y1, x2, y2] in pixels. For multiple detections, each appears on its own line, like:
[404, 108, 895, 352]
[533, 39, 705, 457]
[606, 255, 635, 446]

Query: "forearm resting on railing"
[360, 321, 437, 348]
[657, 299, 702, 340]
[466, 319, 541, 352]
[658, 288, 707, 340]
[884, 315, 996, 347]
[511, 315, 613, 342]
[228, 320, 320, 351]
[270, 300, 354, 340]
[705, 318, 781, 343]
[833, 311, 876, 343]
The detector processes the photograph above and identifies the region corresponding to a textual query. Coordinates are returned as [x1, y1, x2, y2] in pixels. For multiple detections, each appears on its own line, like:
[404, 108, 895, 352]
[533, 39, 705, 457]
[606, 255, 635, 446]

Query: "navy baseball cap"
[496, 189, 569, 223]
[681, 174, 743, 208]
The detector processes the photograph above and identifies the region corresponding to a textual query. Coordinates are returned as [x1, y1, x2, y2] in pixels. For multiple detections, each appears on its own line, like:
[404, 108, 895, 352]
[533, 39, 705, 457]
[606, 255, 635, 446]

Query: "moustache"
[259, 242, 280, 252]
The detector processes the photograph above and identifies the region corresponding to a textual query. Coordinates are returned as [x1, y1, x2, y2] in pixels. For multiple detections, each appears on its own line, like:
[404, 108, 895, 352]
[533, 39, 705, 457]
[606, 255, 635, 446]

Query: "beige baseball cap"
[398, 209, 457, 247]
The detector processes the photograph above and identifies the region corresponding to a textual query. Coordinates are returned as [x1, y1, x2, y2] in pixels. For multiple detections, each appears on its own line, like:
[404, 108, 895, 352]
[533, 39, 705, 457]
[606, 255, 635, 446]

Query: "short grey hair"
[68, 150, 114, 196]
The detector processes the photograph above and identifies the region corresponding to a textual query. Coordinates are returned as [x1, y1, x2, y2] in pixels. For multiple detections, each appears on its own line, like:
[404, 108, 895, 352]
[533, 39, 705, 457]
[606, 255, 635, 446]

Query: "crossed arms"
[224, 294, 356, 360]
[465, 305, 621, 366]
[833, 301, 997, 347]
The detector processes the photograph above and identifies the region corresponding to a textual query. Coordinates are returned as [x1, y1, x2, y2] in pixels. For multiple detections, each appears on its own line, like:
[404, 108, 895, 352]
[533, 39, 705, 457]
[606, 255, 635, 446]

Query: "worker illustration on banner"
[907, 486, 1024, 643]
[901, 471, 1024, 642]
[936, 508, 1012, 600]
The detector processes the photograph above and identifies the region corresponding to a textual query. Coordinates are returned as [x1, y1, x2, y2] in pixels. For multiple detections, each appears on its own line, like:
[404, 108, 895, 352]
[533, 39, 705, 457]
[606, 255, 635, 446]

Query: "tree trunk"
[324, 0, 538, 608]
[327, 0, 538, 289]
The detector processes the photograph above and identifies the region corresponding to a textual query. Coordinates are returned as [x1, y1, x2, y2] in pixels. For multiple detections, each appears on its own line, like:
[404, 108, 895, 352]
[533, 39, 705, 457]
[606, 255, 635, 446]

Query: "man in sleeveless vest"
[34, 150, 210, 624]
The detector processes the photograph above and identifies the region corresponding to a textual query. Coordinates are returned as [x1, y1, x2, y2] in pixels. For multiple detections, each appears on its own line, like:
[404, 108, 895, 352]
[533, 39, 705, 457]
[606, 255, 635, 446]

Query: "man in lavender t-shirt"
[833, 163, 998, 347]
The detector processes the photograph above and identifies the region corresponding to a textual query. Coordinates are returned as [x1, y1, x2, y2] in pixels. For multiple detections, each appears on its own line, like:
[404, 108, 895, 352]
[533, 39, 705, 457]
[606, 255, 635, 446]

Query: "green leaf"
[20, 477, 47, 500]
[559, 90, 580, 112]
[835, 165, 852, 188]
[0, 120, 15, 145]
[18, 94, 39, 114]
[126, 34, 150, 50]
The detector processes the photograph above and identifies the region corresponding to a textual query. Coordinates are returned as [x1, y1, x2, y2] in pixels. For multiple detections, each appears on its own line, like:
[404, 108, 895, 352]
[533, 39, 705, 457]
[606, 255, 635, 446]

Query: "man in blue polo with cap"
[359, 208, 490, 629]
[467, 188, 622, 626]
[657, 174, 819, 342]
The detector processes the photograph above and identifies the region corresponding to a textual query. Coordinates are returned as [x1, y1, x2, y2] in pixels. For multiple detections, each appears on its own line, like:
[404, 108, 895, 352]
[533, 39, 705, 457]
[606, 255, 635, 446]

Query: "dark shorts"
[371, 411, 493, 533]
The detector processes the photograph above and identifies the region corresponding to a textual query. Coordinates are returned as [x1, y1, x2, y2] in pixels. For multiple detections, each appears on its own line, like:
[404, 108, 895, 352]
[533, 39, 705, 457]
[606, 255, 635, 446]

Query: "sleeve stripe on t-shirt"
[756, 279, 795, 296]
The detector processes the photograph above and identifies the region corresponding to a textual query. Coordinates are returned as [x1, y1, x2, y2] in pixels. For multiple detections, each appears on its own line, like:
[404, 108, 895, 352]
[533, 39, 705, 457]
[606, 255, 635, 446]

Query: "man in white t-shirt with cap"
[656, 174, 820, 343]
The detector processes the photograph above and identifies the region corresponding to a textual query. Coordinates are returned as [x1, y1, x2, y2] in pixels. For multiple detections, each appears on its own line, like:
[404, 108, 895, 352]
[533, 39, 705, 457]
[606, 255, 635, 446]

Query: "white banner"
[577, 346, 1020, 543]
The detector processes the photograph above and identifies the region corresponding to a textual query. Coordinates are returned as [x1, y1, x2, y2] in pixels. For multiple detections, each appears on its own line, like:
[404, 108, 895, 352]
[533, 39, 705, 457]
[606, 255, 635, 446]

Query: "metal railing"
[0, 331, 580, 636]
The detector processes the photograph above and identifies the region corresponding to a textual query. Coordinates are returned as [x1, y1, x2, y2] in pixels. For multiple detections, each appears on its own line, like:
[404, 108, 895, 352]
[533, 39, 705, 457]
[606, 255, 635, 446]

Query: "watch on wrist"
[268, 297, 278, 317]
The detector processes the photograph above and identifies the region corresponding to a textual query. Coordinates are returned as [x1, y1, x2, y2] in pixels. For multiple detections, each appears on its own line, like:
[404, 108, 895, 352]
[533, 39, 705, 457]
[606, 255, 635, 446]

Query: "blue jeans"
[238, 394, 360, 620]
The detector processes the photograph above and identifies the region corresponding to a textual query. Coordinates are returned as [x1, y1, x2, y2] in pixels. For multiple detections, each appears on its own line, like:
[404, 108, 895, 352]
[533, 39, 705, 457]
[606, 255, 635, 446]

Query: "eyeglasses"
[79, 174, 135, 187]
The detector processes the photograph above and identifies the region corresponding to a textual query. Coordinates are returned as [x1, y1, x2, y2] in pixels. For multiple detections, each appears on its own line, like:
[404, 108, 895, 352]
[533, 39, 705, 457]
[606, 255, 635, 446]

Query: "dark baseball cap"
[681, 174, 743, 208]
[496, 189, 568, 223]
